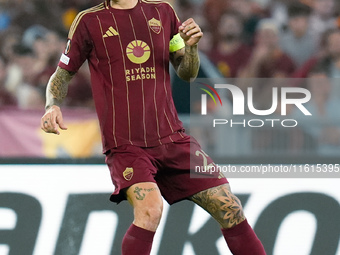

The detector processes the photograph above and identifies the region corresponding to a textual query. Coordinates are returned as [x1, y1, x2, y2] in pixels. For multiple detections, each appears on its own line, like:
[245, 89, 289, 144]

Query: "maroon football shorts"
[106, 135, 228, 204]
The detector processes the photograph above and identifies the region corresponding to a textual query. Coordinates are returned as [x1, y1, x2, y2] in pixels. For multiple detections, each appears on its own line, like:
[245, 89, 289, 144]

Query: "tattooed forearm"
[189, 184, 245, 229]
[45, 67, 75, 110]
[176, 45, 200, 82]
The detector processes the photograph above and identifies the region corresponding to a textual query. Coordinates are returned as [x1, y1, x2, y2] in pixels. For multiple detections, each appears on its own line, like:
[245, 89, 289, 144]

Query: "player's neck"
[110, 0, 138, 9]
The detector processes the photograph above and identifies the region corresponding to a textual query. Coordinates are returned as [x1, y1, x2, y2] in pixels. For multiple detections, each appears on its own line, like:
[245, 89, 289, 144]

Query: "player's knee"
[134, 202, 163, 231]
[219, 194, 245, 229]
[190, 184, 246, 229]
[145, 205, 163, 224]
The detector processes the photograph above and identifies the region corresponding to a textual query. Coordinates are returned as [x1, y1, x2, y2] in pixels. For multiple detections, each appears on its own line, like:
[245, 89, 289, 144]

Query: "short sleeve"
[58, 13, 93, 73]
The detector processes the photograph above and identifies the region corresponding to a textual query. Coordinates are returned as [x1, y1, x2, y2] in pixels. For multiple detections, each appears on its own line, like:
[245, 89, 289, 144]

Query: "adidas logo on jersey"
[103, 26, 119, 37]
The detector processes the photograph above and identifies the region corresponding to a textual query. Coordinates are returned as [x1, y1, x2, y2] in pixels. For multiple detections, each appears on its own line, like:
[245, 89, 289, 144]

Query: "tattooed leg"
[189, 184, 245, 229]
[125, 182, 163, 232]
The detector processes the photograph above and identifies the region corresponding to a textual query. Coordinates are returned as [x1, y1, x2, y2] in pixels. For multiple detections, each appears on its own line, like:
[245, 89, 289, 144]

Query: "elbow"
[177, 66, 200, 82]
[179, 73, 197, 82]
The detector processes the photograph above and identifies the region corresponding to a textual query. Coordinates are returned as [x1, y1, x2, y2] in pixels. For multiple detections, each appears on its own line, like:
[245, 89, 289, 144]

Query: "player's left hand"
[179, 18, 203, 47]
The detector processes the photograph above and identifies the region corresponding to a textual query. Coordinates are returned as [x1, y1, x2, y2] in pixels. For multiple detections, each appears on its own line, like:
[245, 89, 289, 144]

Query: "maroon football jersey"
[58, 0, 186, 152]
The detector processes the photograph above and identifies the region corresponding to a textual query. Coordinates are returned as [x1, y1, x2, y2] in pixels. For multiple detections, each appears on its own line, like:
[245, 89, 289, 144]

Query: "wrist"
[184, 44, 198, 55]
[45, 104, 60, 111]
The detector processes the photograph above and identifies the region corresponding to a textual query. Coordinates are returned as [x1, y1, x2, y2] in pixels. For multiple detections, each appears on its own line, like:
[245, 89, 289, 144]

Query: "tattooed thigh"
[132, 186, 160, 201]
[125, 182, 162, 206]
[189, 184, 245, 229]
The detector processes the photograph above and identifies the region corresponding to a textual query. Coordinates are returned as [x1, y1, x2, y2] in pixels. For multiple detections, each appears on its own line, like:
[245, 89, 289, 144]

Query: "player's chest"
[90, 11, 171, 61]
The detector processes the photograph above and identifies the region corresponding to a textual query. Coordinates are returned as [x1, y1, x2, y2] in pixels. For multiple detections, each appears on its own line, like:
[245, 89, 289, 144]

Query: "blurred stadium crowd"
[0, 0, 340, 109]
[0, 0, 102, 109]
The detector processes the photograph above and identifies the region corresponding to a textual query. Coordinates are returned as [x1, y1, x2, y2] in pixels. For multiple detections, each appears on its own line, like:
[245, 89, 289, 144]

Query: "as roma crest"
[123, 167, 134, 181]
[148, 18, 162, 34]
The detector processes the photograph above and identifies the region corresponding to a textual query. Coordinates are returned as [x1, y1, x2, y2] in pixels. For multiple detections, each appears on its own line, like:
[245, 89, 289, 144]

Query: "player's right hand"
[41, 105, 68, 135]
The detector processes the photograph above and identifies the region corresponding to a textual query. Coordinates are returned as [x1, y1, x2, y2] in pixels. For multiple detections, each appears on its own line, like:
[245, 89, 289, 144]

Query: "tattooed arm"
[170, 45, 200, 82]
[45, 67, 75, 109]
[170, 18, 202, 82]
[41, 67, 75, 135]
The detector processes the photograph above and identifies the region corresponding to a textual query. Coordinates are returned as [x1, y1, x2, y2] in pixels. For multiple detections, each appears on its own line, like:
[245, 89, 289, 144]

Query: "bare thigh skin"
[125, 182, 163, 232]
[189, 183, 245, 229]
